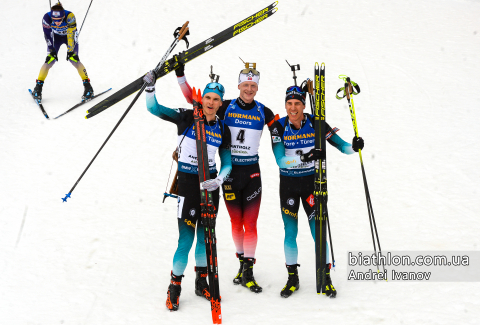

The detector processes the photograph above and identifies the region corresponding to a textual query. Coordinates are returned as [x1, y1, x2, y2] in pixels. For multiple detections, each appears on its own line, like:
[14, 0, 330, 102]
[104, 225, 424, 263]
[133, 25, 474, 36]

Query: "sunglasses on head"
[286, 86, 304, 94]
[205, 82, 225, 94]
[240, 68, 260, 76]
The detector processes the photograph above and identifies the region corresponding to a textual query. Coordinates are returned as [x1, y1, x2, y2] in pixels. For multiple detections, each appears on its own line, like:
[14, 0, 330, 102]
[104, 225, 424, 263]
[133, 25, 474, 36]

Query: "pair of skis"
[192, 88, 222, 324]
[28, 88, 112, 120]
[307, 63, 335, 296]
[310, 63, 330, 296]
[85, 2, 278, 119]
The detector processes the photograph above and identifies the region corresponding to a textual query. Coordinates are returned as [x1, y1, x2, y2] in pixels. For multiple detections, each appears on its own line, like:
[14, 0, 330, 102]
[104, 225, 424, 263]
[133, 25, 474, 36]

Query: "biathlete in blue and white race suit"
[32, 2, 93, 103]
[270, 84, 364, 298]
[143, 70, 232, 312]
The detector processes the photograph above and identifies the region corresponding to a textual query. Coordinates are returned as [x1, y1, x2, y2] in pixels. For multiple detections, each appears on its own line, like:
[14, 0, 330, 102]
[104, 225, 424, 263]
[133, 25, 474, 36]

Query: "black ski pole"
[73, 0, 94, 49]
[325, 205, 335, 268]
[62, 22, 189, 202]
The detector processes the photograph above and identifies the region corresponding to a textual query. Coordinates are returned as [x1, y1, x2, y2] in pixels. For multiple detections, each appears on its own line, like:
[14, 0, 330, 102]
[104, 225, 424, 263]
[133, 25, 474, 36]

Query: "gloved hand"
[143, 70, 157, 88]
[66, 51, 79, 62]
[200, 177, 223, 192]
[352, 136, 364, 152]
[192, 87, 202, 109]
[45, 49, 58, 64]
[175, 60, 185, 77]
[300, 148, 321, 162]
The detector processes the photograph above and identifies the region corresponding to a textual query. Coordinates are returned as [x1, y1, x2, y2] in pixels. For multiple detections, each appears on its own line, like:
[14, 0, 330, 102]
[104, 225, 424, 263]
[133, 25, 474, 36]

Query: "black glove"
[352, 136, 364, 152]
[174, 60, 185, 77]
[45, 49, 58, 63]
[300, 148, 321, 162]
[143, 70, 157, 88]
[66, 51, 79, 62]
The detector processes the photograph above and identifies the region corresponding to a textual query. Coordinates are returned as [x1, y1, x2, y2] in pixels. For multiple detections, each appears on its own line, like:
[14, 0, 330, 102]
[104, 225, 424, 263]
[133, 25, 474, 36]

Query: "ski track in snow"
[1, 0, 480, 324]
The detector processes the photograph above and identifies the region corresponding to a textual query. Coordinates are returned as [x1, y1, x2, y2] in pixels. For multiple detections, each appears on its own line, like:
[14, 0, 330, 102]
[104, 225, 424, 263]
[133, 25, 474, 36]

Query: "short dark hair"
[51, 4, 64, 11]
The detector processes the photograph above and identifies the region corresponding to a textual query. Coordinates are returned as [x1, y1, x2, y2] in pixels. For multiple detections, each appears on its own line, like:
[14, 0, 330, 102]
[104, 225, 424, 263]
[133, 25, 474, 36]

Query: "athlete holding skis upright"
[269, 84, 364, 298]
[32, 2, 93, 103]
[143, 69, 232, 311]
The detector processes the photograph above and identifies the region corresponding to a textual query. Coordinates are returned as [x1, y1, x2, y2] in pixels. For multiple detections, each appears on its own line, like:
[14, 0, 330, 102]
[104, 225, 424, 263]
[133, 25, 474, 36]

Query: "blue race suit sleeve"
[327, 132, 355, 154]
[42, 13, 54, 52]
[146, 88, 182, 123]
[217, 148, 232, 182]
[271, 139, 303, 168]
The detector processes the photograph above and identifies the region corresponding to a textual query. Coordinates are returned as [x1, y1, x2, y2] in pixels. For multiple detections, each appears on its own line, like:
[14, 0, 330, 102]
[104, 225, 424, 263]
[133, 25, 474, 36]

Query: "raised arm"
[144, 70, 182, 123]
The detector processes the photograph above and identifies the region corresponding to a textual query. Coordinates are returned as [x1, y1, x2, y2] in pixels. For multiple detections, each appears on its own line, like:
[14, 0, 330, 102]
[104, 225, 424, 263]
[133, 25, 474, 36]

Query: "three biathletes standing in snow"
[144, 60, 364, 310]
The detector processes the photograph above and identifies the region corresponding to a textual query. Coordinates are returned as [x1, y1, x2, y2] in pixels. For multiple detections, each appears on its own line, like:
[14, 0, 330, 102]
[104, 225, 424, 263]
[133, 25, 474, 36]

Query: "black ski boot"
[166, 272, 184, 311]
[82, 78, 94, 101]
[280, 264, 300, 298]
[324, 263, 337, 298]
[233, 253, 244, 285]
[194, 266, 211, 300]
[33, 79, 44, 102]
[241, 257, 262, 293]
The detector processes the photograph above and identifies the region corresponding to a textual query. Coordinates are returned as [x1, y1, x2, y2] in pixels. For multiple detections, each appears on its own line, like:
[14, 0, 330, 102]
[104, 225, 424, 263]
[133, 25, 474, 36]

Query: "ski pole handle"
[306, 79, 314, 96]
[177, 21, 189, 40]
[345, 78, 353, 100]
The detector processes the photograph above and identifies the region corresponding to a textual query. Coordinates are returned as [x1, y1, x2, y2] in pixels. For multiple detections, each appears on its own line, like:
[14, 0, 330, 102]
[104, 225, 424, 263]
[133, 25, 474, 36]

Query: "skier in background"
[270, 84, 364, 298]
[143, 69, 232, 311]
[32, 2, 93, 103]
[175, 62, 279, 294]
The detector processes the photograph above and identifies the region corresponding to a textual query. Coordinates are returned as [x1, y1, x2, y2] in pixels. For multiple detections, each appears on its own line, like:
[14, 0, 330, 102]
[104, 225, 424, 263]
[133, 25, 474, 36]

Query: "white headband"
[238, 71, 260, 86]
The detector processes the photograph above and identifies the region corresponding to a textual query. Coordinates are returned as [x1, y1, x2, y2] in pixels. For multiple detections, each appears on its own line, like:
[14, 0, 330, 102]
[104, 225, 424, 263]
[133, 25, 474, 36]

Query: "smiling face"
[285, 99, 306, 128]
[202, 92, 222, 121]
[238, 81, 258, 104]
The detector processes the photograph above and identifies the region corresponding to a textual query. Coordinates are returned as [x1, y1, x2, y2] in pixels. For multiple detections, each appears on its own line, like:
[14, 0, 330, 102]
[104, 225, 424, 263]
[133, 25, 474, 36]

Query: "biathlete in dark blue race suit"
[32, 1, 93, 103]
[270, 84, 364, 298]
[143, 69, 232, 312]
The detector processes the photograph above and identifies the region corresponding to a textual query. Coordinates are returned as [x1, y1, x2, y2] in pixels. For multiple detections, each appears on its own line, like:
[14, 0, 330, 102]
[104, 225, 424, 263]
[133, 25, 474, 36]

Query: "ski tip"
[321, 62, 325, 69]
[62, 193, 72, 202]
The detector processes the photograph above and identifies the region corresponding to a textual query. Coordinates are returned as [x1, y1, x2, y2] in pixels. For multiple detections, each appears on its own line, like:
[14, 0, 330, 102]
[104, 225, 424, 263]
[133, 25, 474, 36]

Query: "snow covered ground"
[1, 0, 480, 324]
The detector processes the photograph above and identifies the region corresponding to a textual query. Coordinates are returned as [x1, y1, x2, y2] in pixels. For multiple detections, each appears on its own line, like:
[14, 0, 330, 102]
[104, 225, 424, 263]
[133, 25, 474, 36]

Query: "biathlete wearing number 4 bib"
[217, 96, 276, 258]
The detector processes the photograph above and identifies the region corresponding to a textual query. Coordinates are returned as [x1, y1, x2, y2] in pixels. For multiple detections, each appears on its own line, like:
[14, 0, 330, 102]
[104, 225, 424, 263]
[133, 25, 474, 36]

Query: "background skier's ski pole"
[62, 22, 189, 202]
[72, 0, 94, 50]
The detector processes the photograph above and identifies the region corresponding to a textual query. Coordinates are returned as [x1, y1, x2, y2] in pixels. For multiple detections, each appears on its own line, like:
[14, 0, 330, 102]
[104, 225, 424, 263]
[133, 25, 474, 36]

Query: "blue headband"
[51, 9, 65, 19]
[203, 82, 225, 101]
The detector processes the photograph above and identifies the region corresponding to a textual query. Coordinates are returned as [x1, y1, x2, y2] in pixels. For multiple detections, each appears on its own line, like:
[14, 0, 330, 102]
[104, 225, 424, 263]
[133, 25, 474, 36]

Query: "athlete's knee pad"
[67, 52, 80, 63]
[44, 55, 57, 65]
